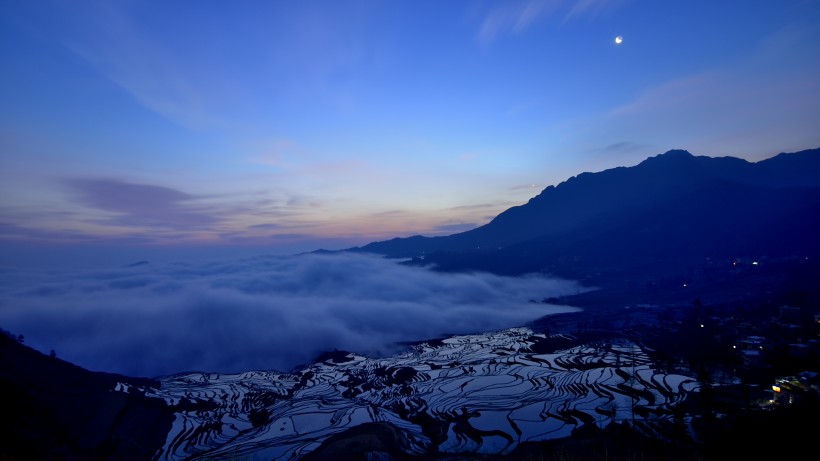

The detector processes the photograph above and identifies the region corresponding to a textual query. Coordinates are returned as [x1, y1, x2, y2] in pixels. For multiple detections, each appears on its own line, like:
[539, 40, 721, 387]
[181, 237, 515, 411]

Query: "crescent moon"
[615, 36, 623, 44]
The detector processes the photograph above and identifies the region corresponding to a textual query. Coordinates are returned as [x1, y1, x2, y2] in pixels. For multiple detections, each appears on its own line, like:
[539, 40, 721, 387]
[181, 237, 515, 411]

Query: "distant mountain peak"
[641, 149, 695, 164]
[352, 147, 820, 277]
[659, 149, 693, 157]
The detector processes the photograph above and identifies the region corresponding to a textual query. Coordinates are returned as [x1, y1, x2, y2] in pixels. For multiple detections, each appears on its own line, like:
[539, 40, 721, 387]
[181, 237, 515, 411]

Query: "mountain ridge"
[348, 147, 820, 281]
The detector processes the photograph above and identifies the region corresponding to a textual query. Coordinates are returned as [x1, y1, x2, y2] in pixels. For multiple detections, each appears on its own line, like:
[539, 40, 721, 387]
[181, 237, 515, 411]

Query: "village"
[531, 254, 820, 457]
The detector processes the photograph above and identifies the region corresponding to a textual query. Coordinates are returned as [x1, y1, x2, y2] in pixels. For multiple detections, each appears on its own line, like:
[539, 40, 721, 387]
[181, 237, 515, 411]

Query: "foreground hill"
[0, 331, 173, 460]
[351, 148, 820, 282]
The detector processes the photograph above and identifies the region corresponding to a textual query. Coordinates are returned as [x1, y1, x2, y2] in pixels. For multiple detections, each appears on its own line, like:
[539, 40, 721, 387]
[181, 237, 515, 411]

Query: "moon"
[615, 35, 623, 44]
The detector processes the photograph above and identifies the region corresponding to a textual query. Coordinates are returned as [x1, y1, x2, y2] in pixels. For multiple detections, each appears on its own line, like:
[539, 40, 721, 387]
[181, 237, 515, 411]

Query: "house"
[771, 371, 819, 405]
[734, 336, 767, 367]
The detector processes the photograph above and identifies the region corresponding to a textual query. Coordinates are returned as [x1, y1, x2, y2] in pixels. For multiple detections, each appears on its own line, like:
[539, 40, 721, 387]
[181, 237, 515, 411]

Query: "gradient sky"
[2, 0, 819, 264]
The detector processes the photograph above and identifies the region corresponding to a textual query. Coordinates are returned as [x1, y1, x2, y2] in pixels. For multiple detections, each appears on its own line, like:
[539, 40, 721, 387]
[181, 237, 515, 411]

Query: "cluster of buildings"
[731, 305, 820, 406]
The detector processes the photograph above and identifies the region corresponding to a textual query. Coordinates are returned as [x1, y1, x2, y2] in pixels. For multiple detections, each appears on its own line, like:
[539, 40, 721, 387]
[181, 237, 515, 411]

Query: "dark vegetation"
[0, 331, 174, 461]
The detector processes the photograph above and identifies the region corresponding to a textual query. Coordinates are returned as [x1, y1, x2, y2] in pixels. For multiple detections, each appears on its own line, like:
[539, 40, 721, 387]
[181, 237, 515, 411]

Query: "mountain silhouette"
[351, 148, 820, 282]
[0, 331, 173, 460]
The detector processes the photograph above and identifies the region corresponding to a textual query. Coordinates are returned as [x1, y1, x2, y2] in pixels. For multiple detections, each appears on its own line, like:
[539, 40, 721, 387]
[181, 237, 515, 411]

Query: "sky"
[2, 0, 820, 264]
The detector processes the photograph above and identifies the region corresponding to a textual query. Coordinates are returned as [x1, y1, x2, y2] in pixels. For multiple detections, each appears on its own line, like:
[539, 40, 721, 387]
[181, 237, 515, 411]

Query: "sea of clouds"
[0, 252, 584, 378]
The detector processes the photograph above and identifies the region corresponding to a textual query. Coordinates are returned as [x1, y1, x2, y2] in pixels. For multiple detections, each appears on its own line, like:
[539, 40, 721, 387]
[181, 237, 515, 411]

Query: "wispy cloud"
[249, 138, 305, 168]
[447, 203, 498, 211]
[477, 0, 628, 43]
[508, 183, 542, 192]
[608, 65, 820, 156]
[591, 141, 648, 155]
[478, 0, 559, 44]
[247, 223, 282, 231]
[610, 72, 720, 117]
[430, 222, 479, 235]
[563, 0, 628, 24]
[0, 253, 584, 377]
[0, 221, 99, 242]
[62, 178, 219, 230]
[58, 2, 230, 130]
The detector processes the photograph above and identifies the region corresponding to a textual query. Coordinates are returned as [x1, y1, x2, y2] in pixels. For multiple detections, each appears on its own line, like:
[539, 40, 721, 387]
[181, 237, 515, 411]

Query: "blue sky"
[2, 0, 819, 263]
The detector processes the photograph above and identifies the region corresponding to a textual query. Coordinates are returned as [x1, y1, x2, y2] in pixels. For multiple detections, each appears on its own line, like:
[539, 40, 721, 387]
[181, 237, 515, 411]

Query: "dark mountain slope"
[752, 148, 820, 187]
[0, 331, 173, 461]
[425, 183, 820, 276]
[350, 148, 820, 282]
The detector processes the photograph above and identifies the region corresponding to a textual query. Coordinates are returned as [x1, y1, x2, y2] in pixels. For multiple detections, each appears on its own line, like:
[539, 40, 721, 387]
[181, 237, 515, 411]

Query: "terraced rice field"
[123, 328, 699, 460]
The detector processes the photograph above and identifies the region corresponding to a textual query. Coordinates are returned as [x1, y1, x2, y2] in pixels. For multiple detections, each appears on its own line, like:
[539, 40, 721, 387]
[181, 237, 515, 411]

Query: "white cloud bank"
[0, 252, 584, 378]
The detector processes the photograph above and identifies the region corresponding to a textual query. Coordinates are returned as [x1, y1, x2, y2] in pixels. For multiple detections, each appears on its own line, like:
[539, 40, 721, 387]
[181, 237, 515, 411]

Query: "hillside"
[0, 331, 173, 461]
[352, 148, 820, 282]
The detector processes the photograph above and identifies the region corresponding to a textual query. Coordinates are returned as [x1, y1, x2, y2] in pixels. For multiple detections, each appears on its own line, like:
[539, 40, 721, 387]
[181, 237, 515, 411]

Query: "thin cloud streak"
[61, 1, 230, 131]
[430, 222, 479, 234]
[477, 0, 627, 43]
[591, 141, 648, 155]
[563, 0, 628, 23]
[62, 178, 220, 230]
[478, 0, 559, 43]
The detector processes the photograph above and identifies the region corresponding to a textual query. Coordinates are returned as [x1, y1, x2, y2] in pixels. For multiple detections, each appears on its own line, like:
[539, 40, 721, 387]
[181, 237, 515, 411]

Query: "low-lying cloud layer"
[0, 252, 583, 378]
